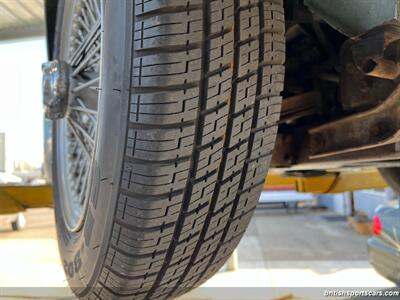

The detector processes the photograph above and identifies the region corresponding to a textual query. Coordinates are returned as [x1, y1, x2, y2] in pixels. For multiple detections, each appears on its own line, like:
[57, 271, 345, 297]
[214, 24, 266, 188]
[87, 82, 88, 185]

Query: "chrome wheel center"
[42, 60, 70, 120]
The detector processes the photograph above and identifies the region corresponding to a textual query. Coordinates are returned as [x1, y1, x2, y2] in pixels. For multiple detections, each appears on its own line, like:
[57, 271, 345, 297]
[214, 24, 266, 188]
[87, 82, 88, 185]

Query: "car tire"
[52, 0, 285, 298]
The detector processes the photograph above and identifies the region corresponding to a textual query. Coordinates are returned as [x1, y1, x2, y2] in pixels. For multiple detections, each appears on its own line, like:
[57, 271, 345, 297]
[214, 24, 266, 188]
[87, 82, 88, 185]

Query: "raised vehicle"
[40, 0, 400, 298]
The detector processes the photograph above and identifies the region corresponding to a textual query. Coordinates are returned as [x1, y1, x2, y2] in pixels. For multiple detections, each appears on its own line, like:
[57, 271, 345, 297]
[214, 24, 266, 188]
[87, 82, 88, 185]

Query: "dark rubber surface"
[54, 1, 285, 299]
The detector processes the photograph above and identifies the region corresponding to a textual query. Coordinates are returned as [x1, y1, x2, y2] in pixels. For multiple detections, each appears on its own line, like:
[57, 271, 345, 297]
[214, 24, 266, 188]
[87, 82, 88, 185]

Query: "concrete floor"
[0, 207, 395, 300]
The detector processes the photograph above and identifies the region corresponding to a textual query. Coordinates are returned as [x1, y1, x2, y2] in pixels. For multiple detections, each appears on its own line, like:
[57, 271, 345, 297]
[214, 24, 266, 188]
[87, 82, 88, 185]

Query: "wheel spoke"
[70, 105, 98, 116]
[83, 0, 97, 25]
[77, 29, 85, 43]
[75, 159, 87, 191]
[69, 20, 101, 66]
[67, 125, 91, 161]
[68, 117, 95, 145]
[71, 148, 84, 176]
[67, 119, 93, 158]
[81, 6, 93, 27]
[59, 0, 102, 231]
[91, 0, 101, 18]
[84, 0, 95, 14]
[72, 43, 101, 76]
[75, 97, 97, 123]
[79, 170, 90, 205]
[72, 76, 99, 93]
[77, 16, 90, 33]
[70, 160, 88, 206]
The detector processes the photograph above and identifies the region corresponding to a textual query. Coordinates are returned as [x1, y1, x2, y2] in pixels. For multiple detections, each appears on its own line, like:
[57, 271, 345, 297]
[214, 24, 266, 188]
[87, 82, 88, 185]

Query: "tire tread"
[95, 0, 285, 298]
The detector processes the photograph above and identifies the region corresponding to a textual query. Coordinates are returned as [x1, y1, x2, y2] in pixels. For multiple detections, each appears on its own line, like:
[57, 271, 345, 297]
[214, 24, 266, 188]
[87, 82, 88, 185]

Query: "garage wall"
[318, 188, 395, 219]
[354, 189, 395, 219]
[317, 193, 352, 216]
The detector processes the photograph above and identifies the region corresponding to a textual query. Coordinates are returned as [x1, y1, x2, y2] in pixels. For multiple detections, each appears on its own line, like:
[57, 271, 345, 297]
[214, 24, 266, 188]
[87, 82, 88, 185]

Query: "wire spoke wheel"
[57, 0, 102, 232]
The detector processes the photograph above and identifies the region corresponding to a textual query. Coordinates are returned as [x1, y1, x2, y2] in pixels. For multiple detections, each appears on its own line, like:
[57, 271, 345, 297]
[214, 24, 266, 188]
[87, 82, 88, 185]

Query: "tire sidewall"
[52, 0, 133, 294]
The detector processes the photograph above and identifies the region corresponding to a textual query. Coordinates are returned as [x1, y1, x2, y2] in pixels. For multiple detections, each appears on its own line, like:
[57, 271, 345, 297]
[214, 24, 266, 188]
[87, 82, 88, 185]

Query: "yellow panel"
[266, 169, 388, 194]
[0, 188, 25, 214]
[296, 175, 338, 194]
[265, 173, 337, 193]
[0, 185, 53, 215]
[328, 170, 387, 194]
[264, 173, 298, 190]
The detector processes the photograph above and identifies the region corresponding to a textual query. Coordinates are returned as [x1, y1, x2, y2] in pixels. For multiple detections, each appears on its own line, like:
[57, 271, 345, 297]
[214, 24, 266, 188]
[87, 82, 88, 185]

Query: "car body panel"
[305, 0, 399, 37]
[368, 206, 400, 285]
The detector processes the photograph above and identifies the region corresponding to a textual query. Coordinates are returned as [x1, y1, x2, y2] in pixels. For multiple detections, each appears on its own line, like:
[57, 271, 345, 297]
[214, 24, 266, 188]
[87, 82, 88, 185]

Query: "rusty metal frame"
[280, 91, 321, 124]
[309, 84, 400, 158]
[308, 23, 400, 159]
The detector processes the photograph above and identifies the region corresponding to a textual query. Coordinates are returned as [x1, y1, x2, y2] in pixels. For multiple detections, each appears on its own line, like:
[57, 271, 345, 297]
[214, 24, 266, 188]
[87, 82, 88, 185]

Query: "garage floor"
[0, 207, 394, 300]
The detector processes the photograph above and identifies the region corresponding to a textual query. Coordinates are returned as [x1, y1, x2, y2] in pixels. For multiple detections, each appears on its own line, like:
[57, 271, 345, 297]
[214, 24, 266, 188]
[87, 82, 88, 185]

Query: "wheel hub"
[42, 60, 70, 120]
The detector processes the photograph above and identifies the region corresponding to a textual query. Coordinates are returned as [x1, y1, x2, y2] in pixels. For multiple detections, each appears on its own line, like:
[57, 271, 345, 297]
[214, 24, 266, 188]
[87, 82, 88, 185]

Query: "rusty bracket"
[352, 23, 400, 80]
[309, 23, 400, 158]
[280, 91, 321, 123]
[341, 23, 399, 111]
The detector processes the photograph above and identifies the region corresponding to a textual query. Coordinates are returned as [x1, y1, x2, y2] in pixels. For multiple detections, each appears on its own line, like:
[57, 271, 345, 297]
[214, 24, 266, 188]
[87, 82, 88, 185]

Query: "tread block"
[126, 125, 195, 161]
[236, 74, 258, 112]
[133, 50, 202, 86]
[121, 159, 190, 195]
[256, 95, 282, 128]
[251, 125, 277, 159]
[228, 107, 254, 147]
[195, 139, 224, 179]
[134, 0, 203, 15]
[130, 87, 199, 125]
[213, 173, 241, 212]
[260, 65, 285, 96]
[223, 142, 249, 179]
[134, 11, 203, 50]
[189, 172, 218, 212]
[116, 194, 182, 228]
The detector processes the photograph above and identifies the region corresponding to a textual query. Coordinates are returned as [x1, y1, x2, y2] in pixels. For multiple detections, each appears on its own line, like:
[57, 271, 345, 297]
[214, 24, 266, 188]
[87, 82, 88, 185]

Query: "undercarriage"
[0, 1, 395, 298]
[272, 0, 400, 172]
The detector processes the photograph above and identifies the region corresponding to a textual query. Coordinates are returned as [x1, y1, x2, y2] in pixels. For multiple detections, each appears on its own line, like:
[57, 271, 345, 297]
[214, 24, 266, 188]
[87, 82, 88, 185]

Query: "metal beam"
[308, 24, 400, 158]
